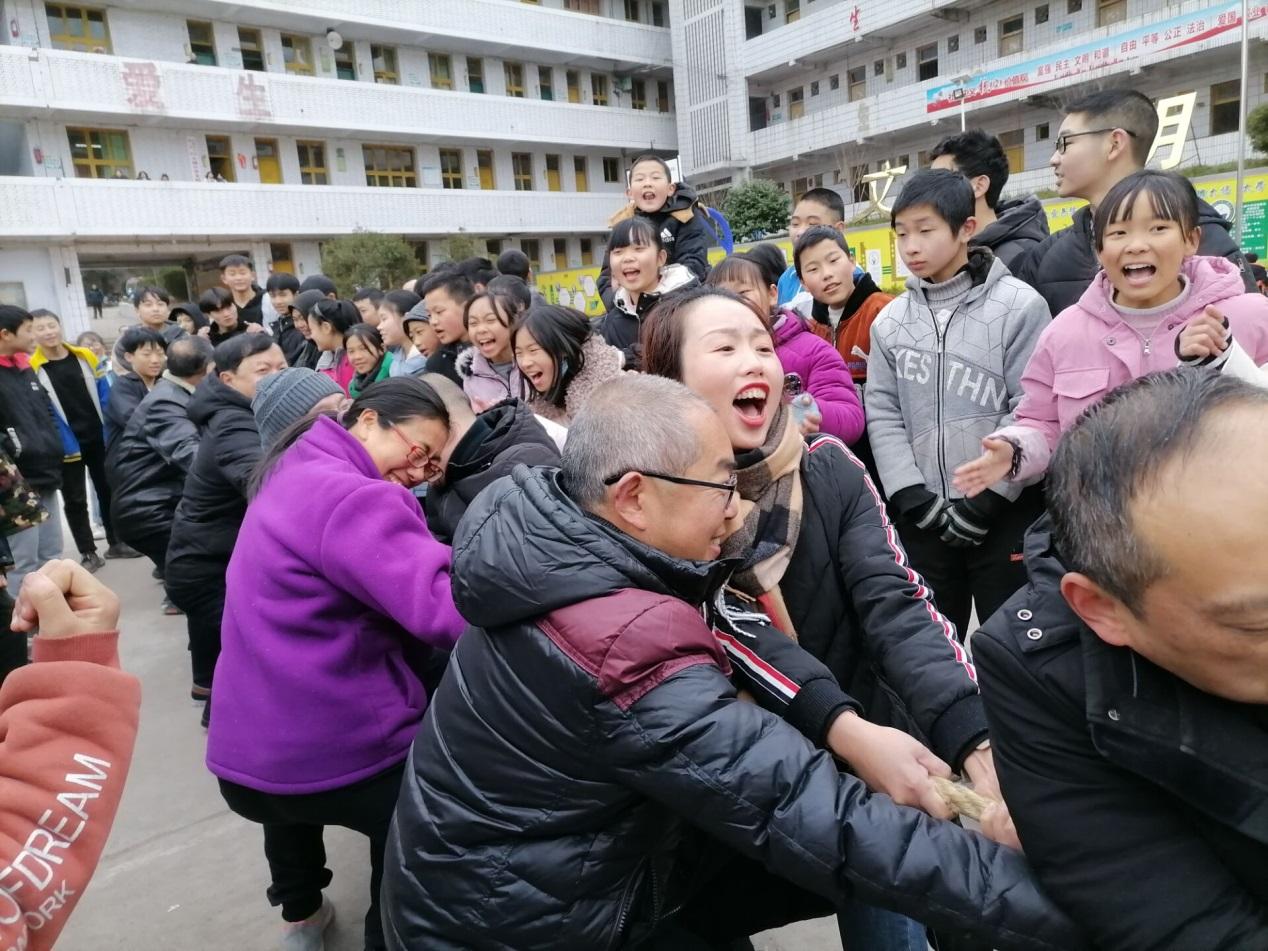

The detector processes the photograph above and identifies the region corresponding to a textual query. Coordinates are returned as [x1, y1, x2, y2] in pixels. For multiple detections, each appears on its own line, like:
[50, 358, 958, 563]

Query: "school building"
[670, 0, 1267, 216]
[0, 0, 677, 331]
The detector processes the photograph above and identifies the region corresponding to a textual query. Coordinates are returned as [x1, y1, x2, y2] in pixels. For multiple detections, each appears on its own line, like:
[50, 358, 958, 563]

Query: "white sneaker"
[91, 524, 106, 540]
[280, 899, 335, 951]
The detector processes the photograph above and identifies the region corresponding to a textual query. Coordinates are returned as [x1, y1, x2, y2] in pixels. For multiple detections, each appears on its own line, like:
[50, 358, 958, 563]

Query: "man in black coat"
[165, 335, 286, 710]
[1012, 89, 1255, 315]
[975, 369, 1268, 951]
[384, 374, 1085, 951]
[420, 375, 561, 544]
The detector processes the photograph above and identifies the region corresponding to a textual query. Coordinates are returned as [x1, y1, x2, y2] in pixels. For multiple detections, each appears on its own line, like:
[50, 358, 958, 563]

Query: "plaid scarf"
[721, 405, 805, 637]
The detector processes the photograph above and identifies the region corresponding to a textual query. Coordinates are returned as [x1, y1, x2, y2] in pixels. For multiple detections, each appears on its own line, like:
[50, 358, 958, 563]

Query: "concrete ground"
[54, 546, 841, 950]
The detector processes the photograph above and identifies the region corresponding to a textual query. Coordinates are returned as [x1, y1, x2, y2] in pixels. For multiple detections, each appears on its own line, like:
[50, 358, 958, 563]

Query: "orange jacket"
[0, 631, 140, 949]
[808, 289, 894, 386]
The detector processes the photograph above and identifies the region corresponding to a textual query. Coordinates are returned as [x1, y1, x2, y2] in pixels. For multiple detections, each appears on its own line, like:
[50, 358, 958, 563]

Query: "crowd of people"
[1, 86, 1267, 951]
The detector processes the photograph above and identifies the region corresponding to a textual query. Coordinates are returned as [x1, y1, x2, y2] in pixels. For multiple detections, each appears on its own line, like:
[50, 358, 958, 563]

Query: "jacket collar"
[0, 351, 32, 370]
[161, 370, 197, 394]
[826, 271, 881, 325]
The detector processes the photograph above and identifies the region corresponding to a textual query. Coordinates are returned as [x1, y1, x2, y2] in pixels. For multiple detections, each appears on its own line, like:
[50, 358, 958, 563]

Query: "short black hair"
[119, 326, 167, 354]
[509, 305, 592, 407]
[628, 153, 672, 181]
[485, 274, 532, 311]
[132, 285, 172, 307]
[1049, 369, 1268, 614]
[29, 308, 60, 324]
[381, 289, 421, 318]
[265, 273, 300, 294]
[166, 335, 214, 378]
[352, 287, 386, 304]
[420, 270, 476, 305]
[793, 226, 850, 280]
[1063, 89, 1158, 167]
[298, 274, 338, 297]
[218, 254, 253, 271]
[608, 217, 662, 252]
[170, 302, 209, 331]
[890, 168, 975, 233]
[345, 322, 385, 355]
[795, 187, 846, 222]
[214, 331, 276, 374]
[1092, 170, 1201, 253]
[496, 248, 532, 281]
[457, 257, 497, 289]
[740, 242, 788, 288]
[198, 286, 234, 315]
[929, 130, 1010, 211]
[308, 298, 361, 337]
[0, 304, 32, 336]
[1247, 252, 1259, 264]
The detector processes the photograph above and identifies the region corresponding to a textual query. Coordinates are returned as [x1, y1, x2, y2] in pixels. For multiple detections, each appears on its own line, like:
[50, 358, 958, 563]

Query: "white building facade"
[0, 0, 676, 330]
[670, 0, 1266, 209]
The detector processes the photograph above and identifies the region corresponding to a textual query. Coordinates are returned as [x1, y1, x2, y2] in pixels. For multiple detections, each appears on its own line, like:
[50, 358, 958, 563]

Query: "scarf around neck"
[720, 404, 805, 636]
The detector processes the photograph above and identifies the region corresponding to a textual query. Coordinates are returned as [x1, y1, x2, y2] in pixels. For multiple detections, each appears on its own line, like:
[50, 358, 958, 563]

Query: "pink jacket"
[457, 347, 524, 413]
[771, 310, 866, 444]
[319, 349, 355, 395]
[996, 256, 1268, 482]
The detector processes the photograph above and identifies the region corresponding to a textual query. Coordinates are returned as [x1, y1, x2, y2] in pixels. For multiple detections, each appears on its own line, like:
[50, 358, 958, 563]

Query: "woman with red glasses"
[207, 376, 463, 951]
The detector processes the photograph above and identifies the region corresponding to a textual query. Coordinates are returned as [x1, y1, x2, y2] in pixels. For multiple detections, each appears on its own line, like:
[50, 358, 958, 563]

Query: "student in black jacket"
[1012, 89, 1255, 315]
[0, 306, 64, 593]
[420, 269, 474, 386]
[976, 369, 1268, 951]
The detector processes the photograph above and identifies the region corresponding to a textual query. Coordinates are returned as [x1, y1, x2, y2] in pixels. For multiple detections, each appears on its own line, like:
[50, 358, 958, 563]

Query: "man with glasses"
[383, 373, 1086, 951]
[1012, 89, 1254, 315]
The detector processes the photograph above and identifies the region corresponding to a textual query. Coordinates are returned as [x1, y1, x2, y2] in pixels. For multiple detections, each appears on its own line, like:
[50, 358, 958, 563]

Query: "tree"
[320, 230, 417, 292]
[1250, 103, 1268, 157]
[723, 179, 791, 242]
[439, 234, 485, 263]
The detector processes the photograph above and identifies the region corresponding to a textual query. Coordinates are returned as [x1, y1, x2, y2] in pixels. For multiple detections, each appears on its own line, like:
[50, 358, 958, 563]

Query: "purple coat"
[206, 415, 465, 794]
[772, 310, 866, 444]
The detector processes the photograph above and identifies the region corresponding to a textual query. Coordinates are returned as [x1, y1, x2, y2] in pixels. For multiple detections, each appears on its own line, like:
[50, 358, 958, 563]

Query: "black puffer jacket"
[103, 373, 150, 448]
[1013, 199, 1256, 316]
[106, 376, 199, 542]
[976, 519, 1268, 950]
[780, 435, 988, 770]
[423, 400, 560, 544]
[383, 465, 1086, 951]
[164, 376, 262, 585]
[0, 362, 63, 491]
[973, 195, 1050, 271]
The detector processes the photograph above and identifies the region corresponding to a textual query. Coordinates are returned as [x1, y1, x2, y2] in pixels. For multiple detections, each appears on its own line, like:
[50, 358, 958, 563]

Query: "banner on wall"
[925, 2, 1266, 113]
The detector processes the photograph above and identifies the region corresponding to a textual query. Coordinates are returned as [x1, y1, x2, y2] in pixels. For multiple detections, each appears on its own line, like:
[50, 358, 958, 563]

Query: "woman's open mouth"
[1122, 263, 1157, 287]
[733, 385, 769, 428]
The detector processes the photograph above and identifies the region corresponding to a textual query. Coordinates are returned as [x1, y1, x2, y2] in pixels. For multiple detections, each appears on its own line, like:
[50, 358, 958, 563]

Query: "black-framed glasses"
[603, 470, 738, 507]
[1054, 128, 1138, 154]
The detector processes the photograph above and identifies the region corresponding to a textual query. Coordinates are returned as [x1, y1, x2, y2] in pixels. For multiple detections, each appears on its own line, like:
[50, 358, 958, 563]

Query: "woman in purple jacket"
[207, 377, 465, 951]
[709, 256, 866, 444]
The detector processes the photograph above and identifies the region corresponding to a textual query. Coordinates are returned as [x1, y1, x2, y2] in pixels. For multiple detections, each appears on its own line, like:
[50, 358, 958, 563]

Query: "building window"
[999, 16, 1024, 56]
[1067, 0, 1081, 11]
[785, 0, 799, 23]
[592, 75, 609, 106]
[631, 79, 647, 110]
[371, 45, 398, 85]
[467, 57, 485, 93]
[917, 43, 938, 81]
[513, 152, 534, 191]
[410, 241, 429, 270]
[657, 80, 670, 112]
[1036, 4, 1049, 24]
[297, 141, 328, 184]
[895, 51, 907, 69]
[574, 156, 589, 191]
[947, 34, 959, 53]
[895, 153, 910, 169]
[1036, 122, 1050, 140]
[545, 154, 562, 191]
[187, 20, 215, 66]
[566, 0, 602, 10]
[1211, 80, 1242, 135]
[66, 127, 131, 178]
[553, 238, 568, 267]
[486, 239, 503, 257]
[788, 87, 804, 119]
[847, 66, 866, 102]
[206, 135, 235, 182]
[237, 28, 264, 71]
[580, 237, 594, 266]
[652, 1, 666, 26]
[539, 66, 554, 100]
[429, 53, 454, 90]
[567, 70, 581, 103]
[45, 4, 110, 54]
[624, 0, 640, 20]
[810, 80, 820, 96]
[439, 148, 464, 189]
[364, 145, 417, 187]
[873, 59, 884, 77]
[522, 239, 541, 272]
[255, 138, 282, 183]
[280, 34, 314, 76]
[477, 150, 495, 189]
[603, 156, 621, 183]
[850, 163, 870, 204]
[1096, 0, 1126, 26]
[792, 176, 814, 203]
[505, 62, 525, 98]
[829, 74, 839, 90]
[974, 25, 987, 44]
[334, 46, 356, 81]
[999, 129, 1025, 174]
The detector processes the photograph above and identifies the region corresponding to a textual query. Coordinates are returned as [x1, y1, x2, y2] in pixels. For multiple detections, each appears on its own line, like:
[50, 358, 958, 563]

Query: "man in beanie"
[402, 300, 440, 361]
[252, 367, 345, 448]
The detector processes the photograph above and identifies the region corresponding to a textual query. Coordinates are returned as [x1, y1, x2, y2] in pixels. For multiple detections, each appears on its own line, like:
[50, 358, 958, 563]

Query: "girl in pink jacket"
[956, 171, 1268, 495]
[708, 256, 866, 444]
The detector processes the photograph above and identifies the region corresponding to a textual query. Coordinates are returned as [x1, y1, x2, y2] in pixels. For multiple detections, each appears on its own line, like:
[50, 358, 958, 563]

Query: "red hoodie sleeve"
[0, 631, 141, 950]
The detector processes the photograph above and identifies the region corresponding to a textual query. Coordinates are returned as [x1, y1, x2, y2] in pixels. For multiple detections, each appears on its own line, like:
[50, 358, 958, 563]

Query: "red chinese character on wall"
[121, 62, 164, 113]
[236, 73, 272, 120]
[850, 5, 860, 31]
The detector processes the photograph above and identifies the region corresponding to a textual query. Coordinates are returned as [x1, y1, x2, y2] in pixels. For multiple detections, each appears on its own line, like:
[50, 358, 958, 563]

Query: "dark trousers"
[0, 591, 26, 687]
[60, 442, 115, 553]
[164, 572, 223, 690]
[116, 523, 171, 577]
[895, 486, 1045, 640]
[218, 762, 406, 951]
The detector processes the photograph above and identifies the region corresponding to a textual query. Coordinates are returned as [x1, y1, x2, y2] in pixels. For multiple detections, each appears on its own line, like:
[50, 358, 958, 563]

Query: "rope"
[932, 777, 994, 821]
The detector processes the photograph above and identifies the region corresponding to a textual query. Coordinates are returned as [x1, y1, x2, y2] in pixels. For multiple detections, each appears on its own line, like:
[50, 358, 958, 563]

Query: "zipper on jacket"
[611, 865, 645, 949]
[930, 300, 967, 498]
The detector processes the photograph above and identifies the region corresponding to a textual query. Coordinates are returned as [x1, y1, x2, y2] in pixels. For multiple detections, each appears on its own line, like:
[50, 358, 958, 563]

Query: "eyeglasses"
[603, 470, 738, 508]
[1054, 128, 1138, 154]
[390, 424, 433, 472]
